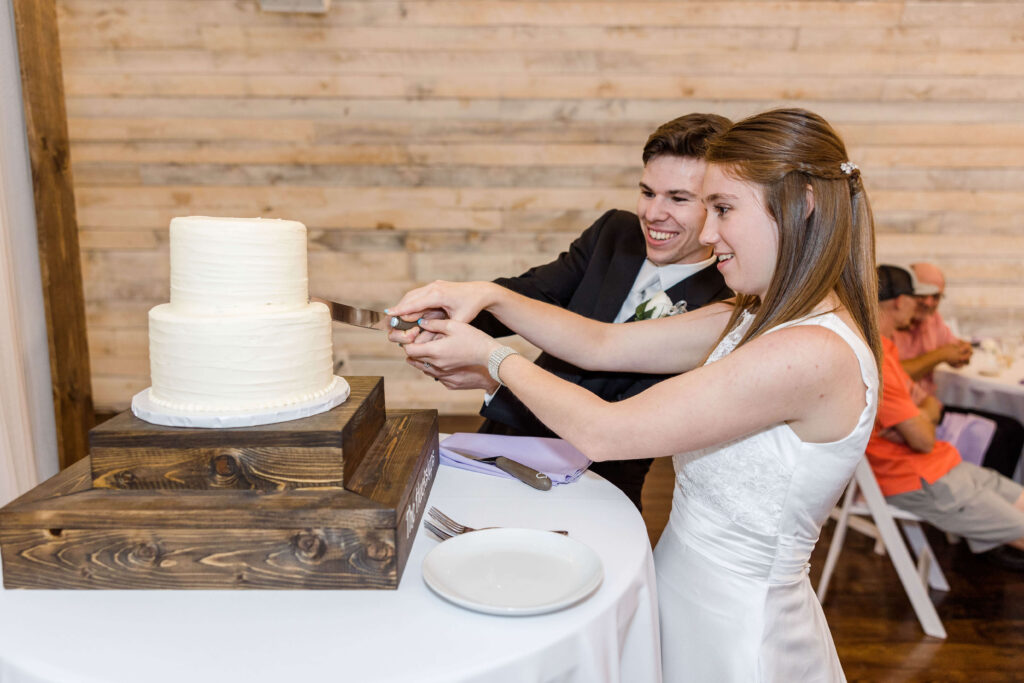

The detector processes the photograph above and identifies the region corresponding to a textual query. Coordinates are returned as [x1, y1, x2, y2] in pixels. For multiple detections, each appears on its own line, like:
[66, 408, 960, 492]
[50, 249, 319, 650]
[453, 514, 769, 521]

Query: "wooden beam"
[12, 0, 93, 468]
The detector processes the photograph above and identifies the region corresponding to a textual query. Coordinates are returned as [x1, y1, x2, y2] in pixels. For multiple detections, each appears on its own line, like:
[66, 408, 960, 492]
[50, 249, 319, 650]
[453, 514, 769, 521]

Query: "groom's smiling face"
[637, 155, 712, 267]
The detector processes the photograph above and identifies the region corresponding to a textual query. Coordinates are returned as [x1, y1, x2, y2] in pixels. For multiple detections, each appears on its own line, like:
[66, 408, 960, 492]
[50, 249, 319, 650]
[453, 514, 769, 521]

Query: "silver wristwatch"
[487, 345, 520, 385]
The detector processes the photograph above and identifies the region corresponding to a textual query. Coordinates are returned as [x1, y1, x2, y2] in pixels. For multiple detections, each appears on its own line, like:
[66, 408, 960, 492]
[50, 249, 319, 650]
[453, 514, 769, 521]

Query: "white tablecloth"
[0, 467, 661, 683]
[935, 354, 1024, 480]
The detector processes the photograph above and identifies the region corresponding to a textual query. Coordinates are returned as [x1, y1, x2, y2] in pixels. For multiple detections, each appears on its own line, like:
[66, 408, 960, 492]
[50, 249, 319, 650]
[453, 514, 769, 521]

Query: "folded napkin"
[440, 433, 592, 485]
[936, 412, 996, 467]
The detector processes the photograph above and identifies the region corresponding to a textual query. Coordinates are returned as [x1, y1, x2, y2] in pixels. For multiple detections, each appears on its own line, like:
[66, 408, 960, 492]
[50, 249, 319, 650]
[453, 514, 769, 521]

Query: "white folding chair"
[816, 458, 948, 639]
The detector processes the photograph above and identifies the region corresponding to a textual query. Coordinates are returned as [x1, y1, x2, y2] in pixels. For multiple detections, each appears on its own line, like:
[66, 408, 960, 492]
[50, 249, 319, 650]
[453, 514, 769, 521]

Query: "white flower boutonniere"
[634, 292, 687, 320]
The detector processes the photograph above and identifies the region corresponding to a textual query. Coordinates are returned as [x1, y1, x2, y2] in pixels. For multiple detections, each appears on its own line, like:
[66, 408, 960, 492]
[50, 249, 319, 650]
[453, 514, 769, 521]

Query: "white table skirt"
[934, 356, 1024, 423]
[0, 467, 662, 683]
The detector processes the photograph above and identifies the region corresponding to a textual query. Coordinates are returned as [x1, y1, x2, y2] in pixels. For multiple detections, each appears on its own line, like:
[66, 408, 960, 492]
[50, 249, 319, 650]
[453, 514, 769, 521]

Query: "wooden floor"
[440, 416, 1024, 682]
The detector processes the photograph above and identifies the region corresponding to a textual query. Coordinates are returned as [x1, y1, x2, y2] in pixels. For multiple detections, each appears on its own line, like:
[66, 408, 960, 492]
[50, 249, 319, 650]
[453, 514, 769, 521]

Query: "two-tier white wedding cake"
[132, 216, 348, 427]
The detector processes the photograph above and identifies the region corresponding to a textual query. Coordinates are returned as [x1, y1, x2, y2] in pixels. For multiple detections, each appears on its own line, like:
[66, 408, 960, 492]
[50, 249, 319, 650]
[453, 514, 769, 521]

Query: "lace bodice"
[673, 310, 878, 538]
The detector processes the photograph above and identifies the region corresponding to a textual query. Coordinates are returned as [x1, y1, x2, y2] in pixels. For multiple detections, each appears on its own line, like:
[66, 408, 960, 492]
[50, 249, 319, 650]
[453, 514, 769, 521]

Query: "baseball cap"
[908, 268, 941, 296]
[877, 264, 915, 302]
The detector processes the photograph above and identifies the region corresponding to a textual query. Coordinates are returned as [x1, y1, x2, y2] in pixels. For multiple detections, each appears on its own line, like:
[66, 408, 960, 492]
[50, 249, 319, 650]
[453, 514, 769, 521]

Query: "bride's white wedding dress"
[654, 311, 878, 682]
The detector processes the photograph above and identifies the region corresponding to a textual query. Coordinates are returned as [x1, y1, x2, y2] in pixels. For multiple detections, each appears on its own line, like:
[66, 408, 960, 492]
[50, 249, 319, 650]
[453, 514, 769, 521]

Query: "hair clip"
[840, 161, 859, 175]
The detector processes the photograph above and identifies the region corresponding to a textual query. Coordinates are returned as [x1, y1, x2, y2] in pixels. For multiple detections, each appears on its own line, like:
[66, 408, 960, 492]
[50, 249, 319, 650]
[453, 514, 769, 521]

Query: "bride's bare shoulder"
[730, 323, 862, 387]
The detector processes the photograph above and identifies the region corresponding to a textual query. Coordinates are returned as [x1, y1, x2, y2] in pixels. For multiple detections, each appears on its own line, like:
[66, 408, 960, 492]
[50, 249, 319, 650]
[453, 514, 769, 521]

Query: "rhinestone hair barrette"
[840, 161, 859, 175]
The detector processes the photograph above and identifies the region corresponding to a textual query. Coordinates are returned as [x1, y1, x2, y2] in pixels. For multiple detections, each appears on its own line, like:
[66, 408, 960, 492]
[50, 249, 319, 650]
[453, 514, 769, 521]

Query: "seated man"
[894, 262, 972, 395]
[895, 262, 1024, 479]
[869, 265, 1024, 571]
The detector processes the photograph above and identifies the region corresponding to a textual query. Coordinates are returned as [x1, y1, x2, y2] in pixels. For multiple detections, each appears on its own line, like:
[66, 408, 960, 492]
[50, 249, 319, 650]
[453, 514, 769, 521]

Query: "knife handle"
[390, 317, 418, 331]
[494, 457, 553, 491]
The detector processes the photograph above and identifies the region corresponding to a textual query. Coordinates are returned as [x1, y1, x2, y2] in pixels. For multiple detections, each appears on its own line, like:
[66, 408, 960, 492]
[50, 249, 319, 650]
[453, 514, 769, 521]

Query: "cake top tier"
[169, 216, 310, 311]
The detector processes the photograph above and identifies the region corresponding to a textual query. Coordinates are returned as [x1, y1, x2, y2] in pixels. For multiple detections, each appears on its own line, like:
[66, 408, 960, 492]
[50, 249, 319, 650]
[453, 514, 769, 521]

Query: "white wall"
[0, 0, 59, 502]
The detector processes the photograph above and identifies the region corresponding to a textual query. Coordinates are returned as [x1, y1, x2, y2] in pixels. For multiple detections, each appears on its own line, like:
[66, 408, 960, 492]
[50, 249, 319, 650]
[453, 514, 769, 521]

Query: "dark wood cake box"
[0, 377, 439, 589]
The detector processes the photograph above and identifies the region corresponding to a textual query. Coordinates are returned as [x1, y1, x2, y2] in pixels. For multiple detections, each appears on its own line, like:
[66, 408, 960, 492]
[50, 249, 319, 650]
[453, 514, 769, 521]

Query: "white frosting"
[146, 216, 337, 415]
[169, 216, 308, 311]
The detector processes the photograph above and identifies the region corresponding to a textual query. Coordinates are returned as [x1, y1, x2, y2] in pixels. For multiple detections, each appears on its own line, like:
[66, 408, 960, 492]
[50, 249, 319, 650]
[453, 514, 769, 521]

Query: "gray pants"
[887, 462, 1024, 553]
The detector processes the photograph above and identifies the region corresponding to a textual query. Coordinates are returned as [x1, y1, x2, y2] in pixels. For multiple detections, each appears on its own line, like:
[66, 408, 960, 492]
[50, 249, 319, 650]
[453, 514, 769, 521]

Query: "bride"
[388, 108, 881, 682]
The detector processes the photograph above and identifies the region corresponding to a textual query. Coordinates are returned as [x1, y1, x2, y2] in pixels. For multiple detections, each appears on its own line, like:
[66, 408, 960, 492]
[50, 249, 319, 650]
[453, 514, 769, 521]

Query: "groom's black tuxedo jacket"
[471, 209, 732, 509]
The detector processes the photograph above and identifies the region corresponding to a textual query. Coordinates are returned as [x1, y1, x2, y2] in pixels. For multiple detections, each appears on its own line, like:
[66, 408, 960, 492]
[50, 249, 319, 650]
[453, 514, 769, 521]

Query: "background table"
[0, 466, 661, 683]
[935, 354, 1024, 481]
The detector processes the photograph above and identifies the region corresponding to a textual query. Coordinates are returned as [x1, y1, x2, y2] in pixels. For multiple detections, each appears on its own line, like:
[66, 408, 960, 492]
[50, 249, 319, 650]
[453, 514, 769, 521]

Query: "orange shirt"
[865, 337, 960, 496]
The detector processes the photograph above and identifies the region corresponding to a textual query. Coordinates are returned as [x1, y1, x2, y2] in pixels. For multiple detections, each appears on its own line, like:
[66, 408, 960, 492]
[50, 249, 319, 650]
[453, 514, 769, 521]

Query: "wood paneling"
[54, 0, 1024, 413]
[13, 0, 93, 468]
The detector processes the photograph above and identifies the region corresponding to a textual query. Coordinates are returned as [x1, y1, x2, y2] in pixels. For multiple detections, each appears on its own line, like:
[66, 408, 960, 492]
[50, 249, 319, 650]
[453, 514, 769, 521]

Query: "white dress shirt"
[613, 255, 717, 323]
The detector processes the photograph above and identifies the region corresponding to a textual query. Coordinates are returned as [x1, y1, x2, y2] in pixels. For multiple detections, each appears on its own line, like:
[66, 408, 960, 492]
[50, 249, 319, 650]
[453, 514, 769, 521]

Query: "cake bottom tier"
[148, 302, 335, 412]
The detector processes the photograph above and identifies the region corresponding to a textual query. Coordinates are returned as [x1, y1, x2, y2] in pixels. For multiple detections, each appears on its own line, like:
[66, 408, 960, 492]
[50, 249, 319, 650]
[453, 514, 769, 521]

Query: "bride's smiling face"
[699, 164, 780, 299]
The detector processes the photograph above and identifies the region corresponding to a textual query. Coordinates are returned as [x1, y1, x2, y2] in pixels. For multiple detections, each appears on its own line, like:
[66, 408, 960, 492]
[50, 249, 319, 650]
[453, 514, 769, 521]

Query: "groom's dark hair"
[642, 113, 733, 165]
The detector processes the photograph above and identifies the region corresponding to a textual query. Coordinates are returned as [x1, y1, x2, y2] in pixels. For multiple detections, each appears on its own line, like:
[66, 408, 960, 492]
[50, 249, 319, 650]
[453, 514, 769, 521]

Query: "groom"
[396, 113, 733, 509]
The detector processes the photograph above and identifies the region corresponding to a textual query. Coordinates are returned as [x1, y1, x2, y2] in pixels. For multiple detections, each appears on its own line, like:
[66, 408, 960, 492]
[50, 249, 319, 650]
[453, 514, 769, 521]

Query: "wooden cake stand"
[0, 377, 439, 589]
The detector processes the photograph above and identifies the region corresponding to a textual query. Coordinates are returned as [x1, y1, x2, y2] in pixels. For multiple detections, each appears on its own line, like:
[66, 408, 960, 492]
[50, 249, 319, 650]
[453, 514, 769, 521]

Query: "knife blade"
[444, 446, 553, 491]
[313, 297, 417, 331]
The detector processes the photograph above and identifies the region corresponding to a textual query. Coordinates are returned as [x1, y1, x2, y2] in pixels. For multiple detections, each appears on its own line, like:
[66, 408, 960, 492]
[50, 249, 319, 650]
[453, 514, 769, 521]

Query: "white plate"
[421, 528, 603, 616]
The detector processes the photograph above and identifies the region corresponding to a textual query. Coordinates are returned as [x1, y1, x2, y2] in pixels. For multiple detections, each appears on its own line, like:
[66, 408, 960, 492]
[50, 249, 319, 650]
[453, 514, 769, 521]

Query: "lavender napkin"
[936, 411, 996, 467]
[439, 432, 592, 485]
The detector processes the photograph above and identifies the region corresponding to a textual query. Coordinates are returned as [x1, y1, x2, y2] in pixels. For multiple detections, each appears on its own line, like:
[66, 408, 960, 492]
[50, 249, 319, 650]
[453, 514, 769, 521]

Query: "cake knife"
[313, 297, 418, 331]
[444, 446, 553, 491]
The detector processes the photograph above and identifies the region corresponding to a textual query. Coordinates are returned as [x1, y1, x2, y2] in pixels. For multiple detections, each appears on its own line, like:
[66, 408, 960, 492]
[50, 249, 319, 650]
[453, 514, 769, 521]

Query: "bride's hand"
[387, 281, 496, 327]
[403, 318, 502, 373]
[386, 308, 446, 345]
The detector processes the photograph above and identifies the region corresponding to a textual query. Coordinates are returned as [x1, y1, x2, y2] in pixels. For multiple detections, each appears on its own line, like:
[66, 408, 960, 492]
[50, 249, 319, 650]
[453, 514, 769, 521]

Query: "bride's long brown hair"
[704, 108, 882, 370]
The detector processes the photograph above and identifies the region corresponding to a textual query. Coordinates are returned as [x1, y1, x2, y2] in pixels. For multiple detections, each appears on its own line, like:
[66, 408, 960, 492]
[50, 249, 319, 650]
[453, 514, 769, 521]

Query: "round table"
[935, 353, 1024, 480]
[0, 466, 661, 683]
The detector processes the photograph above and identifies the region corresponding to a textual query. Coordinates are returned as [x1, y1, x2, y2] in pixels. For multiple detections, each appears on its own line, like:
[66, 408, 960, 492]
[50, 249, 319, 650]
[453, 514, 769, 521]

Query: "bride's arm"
[391, 280, 734, 375]
[488, 285, 734, 374]
[410, 321, 864, 462]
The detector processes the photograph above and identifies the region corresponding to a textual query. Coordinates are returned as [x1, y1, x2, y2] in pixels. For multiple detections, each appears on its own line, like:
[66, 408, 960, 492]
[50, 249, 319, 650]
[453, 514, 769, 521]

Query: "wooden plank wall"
[57, 0, 1024, 414]
[13, 0, 94, 468]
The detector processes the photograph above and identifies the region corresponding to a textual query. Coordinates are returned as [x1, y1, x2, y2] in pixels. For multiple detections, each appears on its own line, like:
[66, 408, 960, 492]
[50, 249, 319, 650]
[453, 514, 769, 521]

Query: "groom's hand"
[408, 360, 499, 392]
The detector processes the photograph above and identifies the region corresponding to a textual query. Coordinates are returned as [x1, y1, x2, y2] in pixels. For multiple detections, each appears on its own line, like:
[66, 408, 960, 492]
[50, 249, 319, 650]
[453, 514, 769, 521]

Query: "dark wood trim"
[12, 0, 93, 469]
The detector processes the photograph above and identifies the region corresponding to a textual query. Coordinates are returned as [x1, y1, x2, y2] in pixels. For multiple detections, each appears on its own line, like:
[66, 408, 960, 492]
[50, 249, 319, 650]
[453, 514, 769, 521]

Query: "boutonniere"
[634, 292, 687, 320]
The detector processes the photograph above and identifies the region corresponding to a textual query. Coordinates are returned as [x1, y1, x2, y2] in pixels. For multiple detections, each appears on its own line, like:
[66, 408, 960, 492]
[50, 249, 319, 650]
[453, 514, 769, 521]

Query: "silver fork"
[422, 519, 455, 541]
[428, 506, 569, 536]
